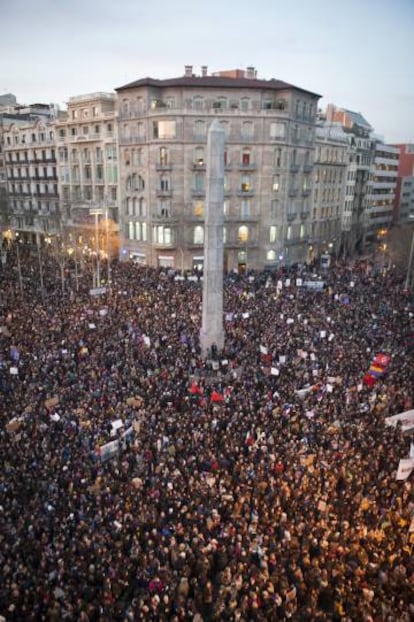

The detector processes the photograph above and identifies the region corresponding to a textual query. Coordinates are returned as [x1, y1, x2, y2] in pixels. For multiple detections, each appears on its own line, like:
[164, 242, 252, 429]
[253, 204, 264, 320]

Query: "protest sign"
[385, 409, 414, 433]
[396, 458, 414, 480]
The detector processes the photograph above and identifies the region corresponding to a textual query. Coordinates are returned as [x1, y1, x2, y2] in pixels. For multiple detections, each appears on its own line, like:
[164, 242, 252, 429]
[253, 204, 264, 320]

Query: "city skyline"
[1, 0, 414, 144]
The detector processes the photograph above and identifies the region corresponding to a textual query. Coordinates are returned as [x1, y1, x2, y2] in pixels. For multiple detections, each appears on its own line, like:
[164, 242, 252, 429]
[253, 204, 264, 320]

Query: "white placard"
[270, 367, 279, 376]
[10, 367, 18, 375]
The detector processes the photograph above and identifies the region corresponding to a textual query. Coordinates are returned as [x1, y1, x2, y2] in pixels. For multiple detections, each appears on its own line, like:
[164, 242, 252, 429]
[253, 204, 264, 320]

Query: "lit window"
[238, 225, 249, 242]
[153, 121, 176, 139]
[194, 225, 204, 244]
[286, 225, 292, 240]
[194, 201, 204, 217]
[267, 250, 276, 261]
[269, 225, 277, 243]
[273, 175, 280, 192]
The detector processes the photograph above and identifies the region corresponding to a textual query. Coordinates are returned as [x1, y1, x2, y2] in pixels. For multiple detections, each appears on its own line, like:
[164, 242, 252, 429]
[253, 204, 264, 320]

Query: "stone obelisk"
[200, 120, 225, 358]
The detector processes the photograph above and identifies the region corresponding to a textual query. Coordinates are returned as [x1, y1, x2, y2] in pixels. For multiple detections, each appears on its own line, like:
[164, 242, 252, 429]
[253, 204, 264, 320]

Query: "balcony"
[191, 161, 206, 171]
[303, 164, 313, 173]
[237, 189, 254, 197]
[156, 162, 173, 171]
[290, 163, 300, 173]
[288, 188, 298, 197]
[191, 188, 205, 198]
[156, 189, 172, 198]
[287, 212, 297, 222]
[300, 210, 310, 219]
[119, 135, 146, 145]
[239, 162, 257, 171]
[302, 189, 312, 197]
[224, 214, 259, 223]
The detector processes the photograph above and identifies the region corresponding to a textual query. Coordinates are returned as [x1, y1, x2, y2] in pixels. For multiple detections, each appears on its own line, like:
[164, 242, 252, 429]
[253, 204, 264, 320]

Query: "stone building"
[115, 65, 321, 271]
[54, 92, 119, 246]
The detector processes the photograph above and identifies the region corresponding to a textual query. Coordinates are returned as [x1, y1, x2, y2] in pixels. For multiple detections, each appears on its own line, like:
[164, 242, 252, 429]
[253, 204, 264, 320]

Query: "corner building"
[116, 66, 320, 271]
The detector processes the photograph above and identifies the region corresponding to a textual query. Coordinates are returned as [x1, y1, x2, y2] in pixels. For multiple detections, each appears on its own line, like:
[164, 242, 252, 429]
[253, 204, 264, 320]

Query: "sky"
[1, 0, 413, 143]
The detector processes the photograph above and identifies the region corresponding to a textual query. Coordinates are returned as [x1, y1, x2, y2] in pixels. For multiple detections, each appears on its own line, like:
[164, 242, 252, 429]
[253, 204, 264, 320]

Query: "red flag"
[189, 382, 203, 395]
[211, 390, 224, 403]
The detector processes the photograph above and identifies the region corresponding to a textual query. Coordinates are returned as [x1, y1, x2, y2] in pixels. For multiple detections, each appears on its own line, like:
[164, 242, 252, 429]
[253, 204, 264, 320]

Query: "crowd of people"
[0, 246, 413, 621]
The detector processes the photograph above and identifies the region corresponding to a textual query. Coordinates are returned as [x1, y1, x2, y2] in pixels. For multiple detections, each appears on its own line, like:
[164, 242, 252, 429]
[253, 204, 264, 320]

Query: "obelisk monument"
[200, 120, 225, 358]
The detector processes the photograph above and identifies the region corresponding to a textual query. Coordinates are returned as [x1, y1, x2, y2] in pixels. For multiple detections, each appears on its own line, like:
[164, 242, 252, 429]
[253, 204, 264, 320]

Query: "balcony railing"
[287, 212, 297, 222]
[156, 189, 172, 197]
[237, 189, 254, 197]
[191, 161, 206, 171]
[191, 189, 205, 197]
[239, 162, 257, 171]
[303, 164, 313, 173]
[288, 188, 298, 197]
[290, 163, 300, 173]
[156, 162, 173, 171]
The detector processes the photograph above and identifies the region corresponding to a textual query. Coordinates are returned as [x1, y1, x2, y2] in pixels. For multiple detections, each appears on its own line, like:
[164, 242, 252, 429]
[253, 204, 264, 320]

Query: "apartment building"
[392, 144, 414, 223]
[2, 114, 60, 241]
[54, 93, 119, 241]
[115, 65, 320, 271]
[365, 142, 399, 244]
[325, 105, 375, 255]
[310, 123, 348, 260]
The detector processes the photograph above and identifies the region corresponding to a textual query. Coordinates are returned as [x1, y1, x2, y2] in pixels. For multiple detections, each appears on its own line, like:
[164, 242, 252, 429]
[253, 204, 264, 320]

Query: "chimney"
[201, 65, 208, 77]
[246, 66, 257, 79]
[184, 65, 193, 78]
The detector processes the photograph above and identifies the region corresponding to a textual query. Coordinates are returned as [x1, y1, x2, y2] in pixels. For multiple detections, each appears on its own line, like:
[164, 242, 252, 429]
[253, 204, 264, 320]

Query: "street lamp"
[89, 208, 103, 288]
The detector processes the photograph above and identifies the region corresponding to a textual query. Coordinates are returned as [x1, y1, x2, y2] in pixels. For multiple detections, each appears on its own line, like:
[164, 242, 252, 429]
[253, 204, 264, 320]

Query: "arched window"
[193, 225, 204, 245]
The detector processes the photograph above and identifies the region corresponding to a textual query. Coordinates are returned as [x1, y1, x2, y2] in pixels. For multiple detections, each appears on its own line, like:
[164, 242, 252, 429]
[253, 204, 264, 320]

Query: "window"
[240, 98, 250, 111]
[194, 173, 204, 192]
[58, 128, 65, 138]
[272, 175, 280, 192]
[195, 146, 204, 166]
[241, 199, 250, 219]
[223, 200, 229, 216]
[71, 127, 77, 137]
[242, 122, 254, 139]
[72, 110, 78, 119]
[159, 200, 170, 217]
[223, 226, 227, 243]
[286, 225, 292, 240]
[300, 224, 306, 239]
[267, 250, 276, 262]
[153, 225, 172, 245]
[193, 96, 204, 110]
[274, 148, 282, 168]
[194, 225, 204, 244]
[128, 221, 134, 240]
[194, 201, 204, 217]
[241, 174, 251, 193]
[139, 198, 146, 217]
[238, 226, 249, 242]
[93, 106, 98, 117]
[269, 225, 277, 243]
[270, 122, 286, 140]
[242, 149, 251, 165]
[194, 120, 206, 138]
[159, 147, 168, 166]
[153, 120, 176, 139]
[94, 125, 100, 134]
[160, 175, 170, 191]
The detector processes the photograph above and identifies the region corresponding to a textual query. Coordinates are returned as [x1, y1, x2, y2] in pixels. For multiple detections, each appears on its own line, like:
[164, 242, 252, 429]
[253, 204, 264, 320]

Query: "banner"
[385, 409, 414, 433]
[396, 458, 414, 480]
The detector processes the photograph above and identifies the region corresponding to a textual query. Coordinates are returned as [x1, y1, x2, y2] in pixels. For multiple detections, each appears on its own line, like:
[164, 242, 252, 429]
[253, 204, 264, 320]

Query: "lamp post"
[90, 208, 103, 288]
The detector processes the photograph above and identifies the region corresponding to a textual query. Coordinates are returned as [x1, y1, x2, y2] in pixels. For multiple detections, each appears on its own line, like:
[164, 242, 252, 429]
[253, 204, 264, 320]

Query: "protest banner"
[385, 409, 414, 433]
[396, 458, 414, 480]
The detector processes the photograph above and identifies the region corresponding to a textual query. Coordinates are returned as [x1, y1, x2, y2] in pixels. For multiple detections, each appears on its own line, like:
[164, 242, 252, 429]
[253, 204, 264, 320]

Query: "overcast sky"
[1, 0, 413, 143]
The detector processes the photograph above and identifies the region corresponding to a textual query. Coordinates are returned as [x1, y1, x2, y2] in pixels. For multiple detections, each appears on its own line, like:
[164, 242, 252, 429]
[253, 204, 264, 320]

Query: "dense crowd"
[0, 247, 413, 621]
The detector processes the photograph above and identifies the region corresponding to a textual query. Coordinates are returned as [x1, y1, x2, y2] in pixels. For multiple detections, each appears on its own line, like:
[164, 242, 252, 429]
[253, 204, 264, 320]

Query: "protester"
[0, 247, 413, 621]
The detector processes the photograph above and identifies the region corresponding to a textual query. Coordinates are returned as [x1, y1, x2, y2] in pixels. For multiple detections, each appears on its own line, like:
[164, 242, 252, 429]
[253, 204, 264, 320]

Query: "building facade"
[54, 93, 119, 244]
[2, 115, 60, 241]
[392, 144, 414, 224]
[310, 123, 348, 260]
[365, 142, 399, 245]
[116, 66, 320, 271]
